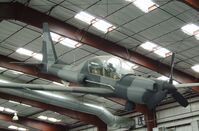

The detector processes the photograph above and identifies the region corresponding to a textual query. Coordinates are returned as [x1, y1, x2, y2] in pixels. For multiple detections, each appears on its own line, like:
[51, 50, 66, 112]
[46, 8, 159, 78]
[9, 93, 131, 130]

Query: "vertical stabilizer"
[41, 23, 58, 72]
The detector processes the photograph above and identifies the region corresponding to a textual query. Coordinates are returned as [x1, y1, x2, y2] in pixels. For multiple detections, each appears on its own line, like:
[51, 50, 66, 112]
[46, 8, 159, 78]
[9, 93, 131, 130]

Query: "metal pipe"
[0, 89, 135, 129]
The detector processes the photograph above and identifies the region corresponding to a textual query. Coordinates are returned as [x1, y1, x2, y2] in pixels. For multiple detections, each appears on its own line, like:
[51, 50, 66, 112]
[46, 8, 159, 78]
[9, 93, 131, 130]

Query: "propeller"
[167, 53, 188, 107]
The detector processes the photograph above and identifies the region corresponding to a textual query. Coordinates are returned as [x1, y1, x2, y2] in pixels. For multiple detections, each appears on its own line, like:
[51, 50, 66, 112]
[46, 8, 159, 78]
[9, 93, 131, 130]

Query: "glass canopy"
[88, 56, 135, 79]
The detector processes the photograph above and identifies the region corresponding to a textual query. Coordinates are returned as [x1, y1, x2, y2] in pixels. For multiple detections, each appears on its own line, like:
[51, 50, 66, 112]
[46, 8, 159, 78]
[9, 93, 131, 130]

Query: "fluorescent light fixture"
[191, 64, 199, 73]
[0, 79, 10, 83]
[38, 115, 47, 120]
[140, 41, 158, 51]
[10, 70, 24, 75]
[60, 38, 81, 48]
[21, 103, 32, 107]
[181, 23, 199, 36]
[93, 19, 116, 32]
[157, 76, 179, 85]
[0, 106, 4, 111]
[9, 100, 20, 104]
[16, 48, 33, 56]
[50, 32, 64, 42]
[195, 33, 199, 40]
[8, 125, 18, 130]
[48, 117, 61, 122]
[32, 53, 43, 61]
[122, 61, 138, 71]
[154, 47, 172, 57]
[0, 67, 6, 70]
[133, 0, 159, 13]
[18, 127, 27, 131]
[5, 108, 17, 113]
[75, 11, 96, 24]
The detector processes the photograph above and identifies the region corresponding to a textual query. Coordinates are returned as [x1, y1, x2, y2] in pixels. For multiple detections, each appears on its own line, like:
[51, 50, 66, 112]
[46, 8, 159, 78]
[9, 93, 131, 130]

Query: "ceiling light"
[12, 112, 19, 121]
[16, 48, 33, 56]
[48, 117, 61, 122]
[0, 79, 10, 83]
[93, 19, 116, 32]
[60, 38, 81, 48]
[0, 106, 4, 111]
[154, 47, 172, 57]
[75, 11, 96, 24]
[10, 70, 24, 75]
[38, 115, 47, 120]
[133, 0, 159, 13]
[5, 108, 17, 113]
[181, 23, 199, 36]
[157, 76, 179, 85]
[191, 64, 199, 73]
[9, 100, 20, 104]
[32, 53, 43, 61]
[0, 67, 6, 70]
[8, 125, 18, 130]
[140, 41, 158, 51]
[21, 103, 32, 107]
[18, 127, 27, 131]
[50, 32, 64, 42]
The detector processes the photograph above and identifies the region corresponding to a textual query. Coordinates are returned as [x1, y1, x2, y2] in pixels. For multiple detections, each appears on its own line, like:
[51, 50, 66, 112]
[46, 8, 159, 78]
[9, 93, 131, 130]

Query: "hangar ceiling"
[0, 0, 198, 130]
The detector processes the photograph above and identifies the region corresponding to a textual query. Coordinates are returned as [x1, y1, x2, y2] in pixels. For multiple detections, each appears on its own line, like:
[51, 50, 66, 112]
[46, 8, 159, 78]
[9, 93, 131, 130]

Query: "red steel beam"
[0, 92, 107, 129]
[178, 0, 199, 12]
[0, 112, 67, 131]
[0, 2, 198, 86]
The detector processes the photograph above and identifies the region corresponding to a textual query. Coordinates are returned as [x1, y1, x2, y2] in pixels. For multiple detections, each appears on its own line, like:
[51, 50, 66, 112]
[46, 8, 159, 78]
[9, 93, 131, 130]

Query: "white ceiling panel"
[139, 17, 185, 40]
[29, 0, 55, 13]
[60, 48, 90, 64]
[50, 6, 75, 21]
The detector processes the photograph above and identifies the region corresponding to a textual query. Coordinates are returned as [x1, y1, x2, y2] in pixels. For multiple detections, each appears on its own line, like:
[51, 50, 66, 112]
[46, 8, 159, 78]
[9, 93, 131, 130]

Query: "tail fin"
[41, 23, 58, 72]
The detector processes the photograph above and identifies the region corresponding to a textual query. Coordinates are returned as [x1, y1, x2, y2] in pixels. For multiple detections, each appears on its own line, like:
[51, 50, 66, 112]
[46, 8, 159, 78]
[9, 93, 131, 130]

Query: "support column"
[136, 105, 156, 131]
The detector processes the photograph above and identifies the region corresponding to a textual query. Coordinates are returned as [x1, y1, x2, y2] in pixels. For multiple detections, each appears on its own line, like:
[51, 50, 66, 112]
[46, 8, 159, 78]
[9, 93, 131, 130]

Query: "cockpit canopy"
[87, 56, 136, 79]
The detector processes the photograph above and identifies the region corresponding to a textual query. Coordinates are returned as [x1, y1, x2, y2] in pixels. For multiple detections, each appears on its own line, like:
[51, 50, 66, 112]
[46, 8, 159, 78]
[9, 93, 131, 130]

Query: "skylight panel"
[60, 38, 82, 48]
[33, 53, 43, 61]
[157, 76, 179, 85]
[140, 41, 158, 51]
[132, 0, 159, 13]
[181, 23, 199, 36]
[191, 65, 199, 73]
[16, 48, 33, 56]
[4, 108, 17, 113]
[154, 47, 172, 58]
[75, 11, 96, 24]
[0, 67, 7, 70]
[8, 125, 18, 130]
[50, 32, 64, 42]
[38, 115, 61, 122]
[38, 115, 47, 120]
[93, 19, 116, 32]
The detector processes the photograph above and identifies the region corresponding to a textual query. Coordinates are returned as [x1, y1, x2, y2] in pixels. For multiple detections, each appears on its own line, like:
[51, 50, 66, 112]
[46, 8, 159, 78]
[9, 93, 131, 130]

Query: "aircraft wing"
[175, 83, 199, 89]
[0, 82, 115, 96]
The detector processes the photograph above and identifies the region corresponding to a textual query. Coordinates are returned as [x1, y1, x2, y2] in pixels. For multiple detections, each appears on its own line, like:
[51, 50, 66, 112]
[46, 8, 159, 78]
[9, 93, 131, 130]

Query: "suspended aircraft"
[0, 23, 199, 112]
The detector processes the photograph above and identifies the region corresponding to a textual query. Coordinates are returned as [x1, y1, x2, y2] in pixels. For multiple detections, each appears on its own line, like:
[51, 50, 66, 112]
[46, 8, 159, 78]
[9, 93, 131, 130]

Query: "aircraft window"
[88, 56, 134, 80]
[88, 61, 103, 76]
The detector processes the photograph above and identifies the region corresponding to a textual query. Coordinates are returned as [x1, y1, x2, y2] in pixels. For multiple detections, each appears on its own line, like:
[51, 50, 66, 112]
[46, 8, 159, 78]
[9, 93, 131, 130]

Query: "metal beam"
[0, 2, 198, 86]
[178, 0, 199, 12]
[0, 112, 67, 131]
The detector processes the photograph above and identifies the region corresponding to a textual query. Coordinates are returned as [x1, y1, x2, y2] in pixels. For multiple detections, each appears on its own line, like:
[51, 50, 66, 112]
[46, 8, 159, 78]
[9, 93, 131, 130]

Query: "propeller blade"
[171, 91, 189, 107]
[174, 83, 199, 88]
[147, 91, 167, 109]
[169, 53, 175, 84]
